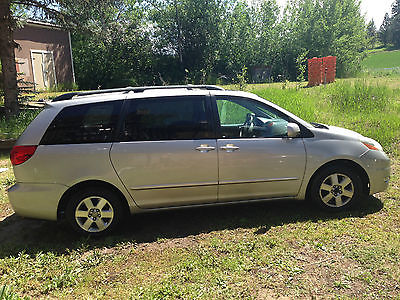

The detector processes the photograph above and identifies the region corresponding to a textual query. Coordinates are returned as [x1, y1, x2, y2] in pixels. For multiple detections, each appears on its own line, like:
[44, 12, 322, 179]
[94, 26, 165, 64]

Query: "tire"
[309, 165, 364, 211]
[65, 186, 125, 236]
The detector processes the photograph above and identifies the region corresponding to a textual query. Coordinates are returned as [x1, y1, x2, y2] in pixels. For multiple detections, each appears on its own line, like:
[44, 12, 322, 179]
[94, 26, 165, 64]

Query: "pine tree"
[366, 19, 377, 47]
[391, 0, 400, 47]
[379, 13, 392, 46]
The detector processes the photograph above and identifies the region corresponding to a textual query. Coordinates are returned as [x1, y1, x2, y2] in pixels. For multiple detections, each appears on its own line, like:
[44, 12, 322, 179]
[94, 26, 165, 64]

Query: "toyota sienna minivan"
[7, 85, 390, 235]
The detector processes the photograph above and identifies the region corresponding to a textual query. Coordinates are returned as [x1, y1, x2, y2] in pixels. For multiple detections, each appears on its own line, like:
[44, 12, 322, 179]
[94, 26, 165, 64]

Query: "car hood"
[311, 123, 382, 149]
[325, 125, 364, 140]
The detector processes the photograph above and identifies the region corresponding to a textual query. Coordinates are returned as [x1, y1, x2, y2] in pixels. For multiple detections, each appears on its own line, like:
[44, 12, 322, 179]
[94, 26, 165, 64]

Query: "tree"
[69, 1, 154, 89]
[148, 0, 224, 83]
[366, 19, 377, 47]
[379, 12, 392, 46]
[0, 0, 19, 116]
[276, 0, 367, 79]
[391, 0, 400, 47]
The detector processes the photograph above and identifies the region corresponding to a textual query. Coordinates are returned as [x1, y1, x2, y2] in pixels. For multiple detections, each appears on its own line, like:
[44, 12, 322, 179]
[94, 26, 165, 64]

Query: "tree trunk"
[0, 0, 19, 117]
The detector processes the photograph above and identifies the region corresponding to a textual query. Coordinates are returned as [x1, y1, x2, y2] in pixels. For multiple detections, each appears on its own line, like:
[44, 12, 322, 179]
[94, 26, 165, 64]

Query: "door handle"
[220, 144, 240, 152]
[195, 144, 216, 153]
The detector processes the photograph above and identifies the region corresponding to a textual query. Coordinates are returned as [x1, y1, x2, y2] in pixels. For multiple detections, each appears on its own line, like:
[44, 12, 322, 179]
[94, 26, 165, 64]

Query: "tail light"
[10, 145, 38, 166]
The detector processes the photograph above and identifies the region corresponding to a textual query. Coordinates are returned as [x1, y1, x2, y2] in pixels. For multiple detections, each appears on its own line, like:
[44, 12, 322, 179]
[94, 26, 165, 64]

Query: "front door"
[215, 96, 307, 202]
[110, 95, 218, 208]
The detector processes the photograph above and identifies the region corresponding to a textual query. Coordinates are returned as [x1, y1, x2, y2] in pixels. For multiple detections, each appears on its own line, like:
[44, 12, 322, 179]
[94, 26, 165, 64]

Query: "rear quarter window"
[40, 101, 123, 145]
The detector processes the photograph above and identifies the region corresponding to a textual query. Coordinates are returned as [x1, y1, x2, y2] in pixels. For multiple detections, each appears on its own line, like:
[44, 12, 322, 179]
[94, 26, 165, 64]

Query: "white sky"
[275, 0, 394, 27]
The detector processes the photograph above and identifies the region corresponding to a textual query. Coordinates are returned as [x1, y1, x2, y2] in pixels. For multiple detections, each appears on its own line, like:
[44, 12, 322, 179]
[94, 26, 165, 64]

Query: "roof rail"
[51, 85, 225, 102]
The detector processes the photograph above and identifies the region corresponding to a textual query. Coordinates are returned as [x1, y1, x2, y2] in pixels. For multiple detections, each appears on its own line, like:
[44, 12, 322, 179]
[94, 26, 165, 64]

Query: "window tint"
[216, 97, 289, 139]
[121, 96, 213, 141]
[41, 101, 122, 145]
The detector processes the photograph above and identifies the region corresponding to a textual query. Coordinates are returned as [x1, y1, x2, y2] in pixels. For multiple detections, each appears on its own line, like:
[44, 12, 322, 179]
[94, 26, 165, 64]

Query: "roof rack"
[51, 85, 225, 102]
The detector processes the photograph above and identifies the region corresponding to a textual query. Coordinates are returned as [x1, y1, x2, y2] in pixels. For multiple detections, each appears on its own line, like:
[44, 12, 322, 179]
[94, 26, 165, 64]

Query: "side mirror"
[287, 123, 300, 138]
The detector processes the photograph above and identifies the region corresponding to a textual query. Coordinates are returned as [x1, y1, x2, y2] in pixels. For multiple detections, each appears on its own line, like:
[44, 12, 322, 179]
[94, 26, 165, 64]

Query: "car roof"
[51, 85, 224, 105]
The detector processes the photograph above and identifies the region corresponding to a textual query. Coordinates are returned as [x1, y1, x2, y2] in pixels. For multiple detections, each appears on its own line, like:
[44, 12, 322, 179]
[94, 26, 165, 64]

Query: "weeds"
[0, 110, 40, 139]
[252, 79, 400, 154]
[0, 285, 27, 300]
[327, 79, 391, 112]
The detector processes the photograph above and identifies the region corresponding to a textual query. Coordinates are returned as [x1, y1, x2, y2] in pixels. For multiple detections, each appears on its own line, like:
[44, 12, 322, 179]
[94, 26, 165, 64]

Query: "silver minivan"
[7, 85, 390, 235]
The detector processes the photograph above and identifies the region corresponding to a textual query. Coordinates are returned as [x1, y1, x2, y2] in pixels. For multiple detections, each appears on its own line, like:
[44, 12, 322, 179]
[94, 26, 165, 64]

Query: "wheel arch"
[305, 159, 370, 200]
[57, 180, 130, 221]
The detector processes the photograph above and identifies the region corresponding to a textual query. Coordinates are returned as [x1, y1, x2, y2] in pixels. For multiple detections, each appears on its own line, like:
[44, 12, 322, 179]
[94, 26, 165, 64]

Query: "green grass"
[0, 157, 398, 298]
[0, 110, 40, 140]
[249, 79, 400, 155]
[362, 49, 400, 70]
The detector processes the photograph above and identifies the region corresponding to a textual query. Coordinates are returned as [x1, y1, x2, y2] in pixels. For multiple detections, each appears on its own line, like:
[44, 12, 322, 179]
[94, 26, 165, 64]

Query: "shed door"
[31, 51, 56, 90]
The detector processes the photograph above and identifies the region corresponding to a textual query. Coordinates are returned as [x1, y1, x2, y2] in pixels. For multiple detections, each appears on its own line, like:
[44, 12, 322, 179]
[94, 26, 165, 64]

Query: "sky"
[275, 0, 394, 27]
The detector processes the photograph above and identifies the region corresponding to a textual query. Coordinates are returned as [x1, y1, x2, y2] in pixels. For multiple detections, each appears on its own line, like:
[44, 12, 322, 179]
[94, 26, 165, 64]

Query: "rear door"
[110, 95, 218, 208]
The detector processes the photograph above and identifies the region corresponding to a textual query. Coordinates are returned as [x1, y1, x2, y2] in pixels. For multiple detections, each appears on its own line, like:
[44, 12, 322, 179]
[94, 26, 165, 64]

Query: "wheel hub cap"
[319, 173, 354, 208]
[75, 196, 114, 233]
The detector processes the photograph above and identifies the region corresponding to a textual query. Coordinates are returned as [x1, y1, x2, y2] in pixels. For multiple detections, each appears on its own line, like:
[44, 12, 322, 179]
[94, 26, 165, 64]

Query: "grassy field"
[234, 78, 400, 155]
[362, 49, 400, 70]
[0, 78, 399, 299]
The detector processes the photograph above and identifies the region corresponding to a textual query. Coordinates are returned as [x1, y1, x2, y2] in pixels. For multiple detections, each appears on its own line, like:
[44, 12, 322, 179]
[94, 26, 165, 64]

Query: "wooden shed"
[13, 20, 75, 91]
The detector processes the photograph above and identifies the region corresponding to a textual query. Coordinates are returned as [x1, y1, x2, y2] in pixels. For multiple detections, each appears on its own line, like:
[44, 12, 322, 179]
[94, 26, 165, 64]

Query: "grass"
[361, 49, 400, 78]
[0, 110, 40, 140]
[246, 79, 400, 155]
[0, 157, 398, 299]
[362, 49, 400, 70]
[0, 90, 79, 140]
[0, 78, 399, 299]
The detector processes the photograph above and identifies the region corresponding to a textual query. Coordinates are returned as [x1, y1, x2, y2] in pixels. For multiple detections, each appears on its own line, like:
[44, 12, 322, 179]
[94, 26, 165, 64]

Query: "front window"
[216, 97, 290, 139]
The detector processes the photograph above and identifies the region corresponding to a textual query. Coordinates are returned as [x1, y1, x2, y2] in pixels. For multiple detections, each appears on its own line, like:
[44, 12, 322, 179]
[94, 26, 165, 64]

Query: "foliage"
[235, 65, 248, 91]
[378, 0, 400, 48]
[62, 0, 370, 87]
[0, 109, 40, 139]
[391, 0, 400, 47]
[379, 13, 392, 46]
[366, 20, 377, 47]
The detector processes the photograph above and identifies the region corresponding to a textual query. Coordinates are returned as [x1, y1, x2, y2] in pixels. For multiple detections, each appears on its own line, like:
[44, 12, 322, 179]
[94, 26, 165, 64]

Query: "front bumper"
[360, 150, 391, 194]
[7, 182, 68, 221]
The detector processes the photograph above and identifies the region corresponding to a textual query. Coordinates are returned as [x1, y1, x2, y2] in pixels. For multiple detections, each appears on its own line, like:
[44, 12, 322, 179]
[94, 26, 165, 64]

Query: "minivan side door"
[214, 96, 307, 202]
[110, 95, 218, 208]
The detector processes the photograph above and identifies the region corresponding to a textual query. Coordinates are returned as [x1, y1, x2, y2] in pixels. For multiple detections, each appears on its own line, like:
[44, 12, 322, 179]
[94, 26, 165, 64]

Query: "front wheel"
[66, 187, 125, 235]
[310, 165, 363, 211]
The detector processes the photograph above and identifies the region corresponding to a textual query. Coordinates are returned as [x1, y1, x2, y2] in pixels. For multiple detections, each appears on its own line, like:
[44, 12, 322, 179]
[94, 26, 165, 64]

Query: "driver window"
[217, 100, 252, 125]
[216, 97, 289, 139]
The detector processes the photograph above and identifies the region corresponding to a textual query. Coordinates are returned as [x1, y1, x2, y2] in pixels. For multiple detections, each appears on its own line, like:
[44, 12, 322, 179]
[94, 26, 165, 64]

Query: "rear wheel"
[310, 165, 363, 211]
[66, 187, 125, 235]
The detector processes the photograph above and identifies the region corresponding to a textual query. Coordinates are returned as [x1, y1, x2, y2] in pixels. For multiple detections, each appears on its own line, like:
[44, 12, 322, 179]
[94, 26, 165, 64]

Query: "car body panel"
[110, 140, 218, 208]
[7, 182, 68, 220]
[12, 144, 137, 211]
[217, 137, 306, 201]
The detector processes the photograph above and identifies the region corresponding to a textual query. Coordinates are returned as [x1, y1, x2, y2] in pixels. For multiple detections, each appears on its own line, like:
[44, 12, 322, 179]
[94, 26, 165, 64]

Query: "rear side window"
[41, 101, 122, 145]
[120, 96, 213, 141]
